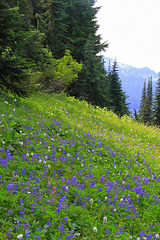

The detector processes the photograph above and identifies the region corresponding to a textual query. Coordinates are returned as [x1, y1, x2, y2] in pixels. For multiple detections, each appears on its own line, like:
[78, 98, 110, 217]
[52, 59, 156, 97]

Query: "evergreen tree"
[65, 0, 107, 62]
[139, 77, 153, 124]
[69, 34, 108, 107]
[134, 108, 139, 121]
[0, 2, 58, 95]
[107, 60, 128, 116]
[153, 76, 160, 126]
[0, 3, 31, 96]
[139, 79, 146, 121]
[42, 0, 68, 59]
[121, 92, 130, 116]
[143, 77, 153, 124]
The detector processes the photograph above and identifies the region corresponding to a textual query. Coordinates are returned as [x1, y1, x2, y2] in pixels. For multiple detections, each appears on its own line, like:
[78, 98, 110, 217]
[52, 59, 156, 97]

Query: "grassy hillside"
[0, 92, 160, 240]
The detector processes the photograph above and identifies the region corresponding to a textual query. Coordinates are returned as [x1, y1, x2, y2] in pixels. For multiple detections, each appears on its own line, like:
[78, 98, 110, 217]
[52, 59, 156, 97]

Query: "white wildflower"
[17, 234, 23, 239]
[93, 227, 97, 232]
[103, 216, 107, 223]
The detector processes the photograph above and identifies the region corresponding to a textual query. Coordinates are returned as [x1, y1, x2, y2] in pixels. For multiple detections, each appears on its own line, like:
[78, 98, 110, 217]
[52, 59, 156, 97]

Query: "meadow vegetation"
[0, 92, 160, 239]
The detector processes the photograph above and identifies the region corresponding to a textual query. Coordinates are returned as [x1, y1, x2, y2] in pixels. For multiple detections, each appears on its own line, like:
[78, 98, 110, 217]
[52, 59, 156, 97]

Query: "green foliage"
[1, 118, 22, 150]
[39, 50, 82, 93]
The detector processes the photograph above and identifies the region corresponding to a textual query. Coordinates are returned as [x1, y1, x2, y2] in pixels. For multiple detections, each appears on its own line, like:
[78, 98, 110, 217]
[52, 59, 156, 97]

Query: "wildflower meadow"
[0, 92, 160, 239]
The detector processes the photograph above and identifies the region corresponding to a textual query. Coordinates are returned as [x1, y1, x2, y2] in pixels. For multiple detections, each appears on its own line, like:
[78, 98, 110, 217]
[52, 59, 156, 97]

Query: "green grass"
[0, 92, 160, 239]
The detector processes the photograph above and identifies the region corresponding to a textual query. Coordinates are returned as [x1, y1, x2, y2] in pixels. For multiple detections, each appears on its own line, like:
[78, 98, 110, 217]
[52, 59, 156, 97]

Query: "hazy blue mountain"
[103, 57, 159, 113]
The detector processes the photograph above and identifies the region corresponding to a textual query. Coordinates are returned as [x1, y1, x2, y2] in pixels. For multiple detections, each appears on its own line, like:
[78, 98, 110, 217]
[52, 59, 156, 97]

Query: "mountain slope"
[1, 92, 160, 239]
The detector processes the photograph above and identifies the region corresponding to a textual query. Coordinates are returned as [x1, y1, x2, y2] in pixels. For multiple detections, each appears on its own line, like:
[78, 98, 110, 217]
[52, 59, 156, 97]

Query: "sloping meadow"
[0, 92, 160, 240]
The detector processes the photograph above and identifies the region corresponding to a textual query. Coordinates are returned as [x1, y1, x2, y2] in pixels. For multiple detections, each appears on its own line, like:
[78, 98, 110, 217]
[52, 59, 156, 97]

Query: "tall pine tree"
[153, 76, 160, 126]
[107, 60, 127, 116]
[139, 79, 146, 121]
[143, 77, 153, 124]
[139, 77, 153, 124]
[63, 0, 108, 106]
[0, 2, 31, 96]
[69, 34, 108, 107]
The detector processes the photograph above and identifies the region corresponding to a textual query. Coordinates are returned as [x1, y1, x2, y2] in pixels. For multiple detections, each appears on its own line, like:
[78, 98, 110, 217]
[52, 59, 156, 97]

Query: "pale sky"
[94, 0, 160, 72]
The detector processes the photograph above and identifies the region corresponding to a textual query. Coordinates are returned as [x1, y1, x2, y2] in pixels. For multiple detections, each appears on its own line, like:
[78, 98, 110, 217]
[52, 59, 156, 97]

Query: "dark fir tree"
[0, 3, 30, 96]
[69, 34, 108, 107]
[153, 76, 160, 126]
[107, 60, 129, 116]
[65, 0, 108, 106]
[143, 77, 153, 124]
[139, 79, 146, 121]
[0, 2, 57, 96]
[64, 0, 107, 62]
[139, 77, 153, 124]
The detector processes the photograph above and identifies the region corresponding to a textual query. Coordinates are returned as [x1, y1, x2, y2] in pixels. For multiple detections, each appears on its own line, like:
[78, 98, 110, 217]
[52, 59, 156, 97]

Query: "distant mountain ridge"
[103, 56, 159, 113]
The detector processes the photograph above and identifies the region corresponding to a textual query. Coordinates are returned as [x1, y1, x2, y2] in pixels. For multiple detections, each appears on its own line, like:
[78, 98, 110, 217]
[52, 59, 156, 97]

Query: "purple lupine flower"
[58, 223, 65, 236]
[136, 186, 143, 197]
